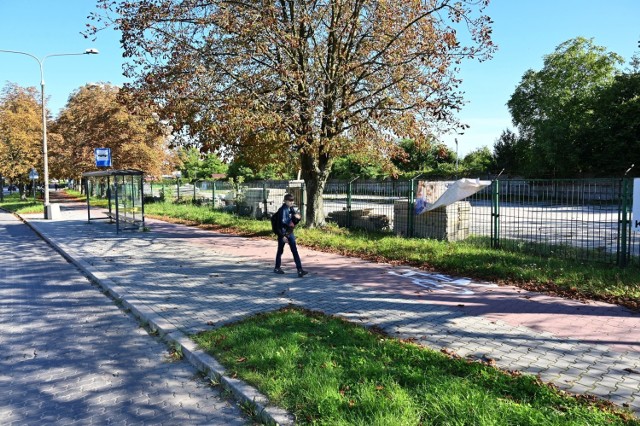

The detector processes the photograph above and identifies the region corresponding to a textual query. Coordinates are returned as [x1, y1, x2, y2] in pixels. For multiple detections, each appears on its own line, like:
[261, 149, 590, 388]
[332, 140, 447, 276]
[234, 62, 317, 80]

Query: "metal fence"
[144, 177, 638, 268]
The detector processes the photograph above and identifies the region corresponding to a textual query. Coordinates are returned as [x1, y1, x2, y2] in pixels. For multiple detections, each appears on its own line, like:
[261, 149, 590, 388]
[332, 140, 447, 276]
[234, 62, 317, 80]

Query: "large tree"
[177, 146, 229, 180]
[0, 83, 43, 196]
[461, 145, 493, 176]
[492, 129, 531, 177]
[51, 83, 172, 181]
[507, 37, 623, 177]
[392, 137, 448, 173]
[89, 0, 494, 226]
[582, 72, 640, 176]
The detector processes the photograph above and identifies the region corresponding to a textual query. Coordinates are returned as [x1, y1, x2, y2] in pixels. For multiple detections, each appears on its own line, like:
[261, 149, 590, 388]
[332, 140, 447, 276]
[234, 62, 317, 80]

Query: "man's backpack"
[271, 207, 282, 236]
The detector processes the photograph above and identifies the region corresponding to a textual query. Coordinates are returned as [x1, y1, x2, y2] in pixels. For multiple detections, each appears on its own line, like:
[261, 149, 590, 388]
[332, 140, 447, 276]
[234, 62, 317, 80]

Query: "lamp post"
[455, 138, 459, 176]
[0, 48, 99, 218]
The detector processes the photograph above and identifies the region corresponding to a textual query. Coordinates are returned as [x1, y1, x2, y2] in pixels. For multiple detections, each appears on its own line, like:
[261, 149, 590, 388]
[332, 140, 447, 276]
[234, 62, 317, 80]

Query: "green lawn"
[194, 307, 638, 425]
[0, 191, 109, 214]
[0, 193, 44, 214]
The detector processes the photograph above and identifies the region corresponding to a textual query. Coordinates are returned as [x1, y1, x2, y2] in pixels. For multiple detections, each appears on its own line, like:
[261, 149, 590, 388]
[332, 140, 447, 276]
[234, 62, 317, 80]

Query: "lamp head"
[84, 48, 99, 55]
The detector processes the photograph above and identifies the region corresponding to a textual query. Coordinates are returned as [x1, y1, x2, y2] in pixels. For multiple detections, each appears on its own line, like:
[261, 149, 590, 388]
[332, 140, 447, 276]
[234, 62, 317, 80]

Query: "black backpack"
[271, 206, 283, 236]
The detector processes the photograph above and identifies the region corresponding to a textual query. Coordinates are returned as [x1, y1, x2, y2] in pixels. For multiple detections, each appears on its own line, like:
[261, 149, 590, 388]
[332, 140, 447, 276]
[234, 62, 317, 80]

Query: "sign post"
[28, 168, 39, 200]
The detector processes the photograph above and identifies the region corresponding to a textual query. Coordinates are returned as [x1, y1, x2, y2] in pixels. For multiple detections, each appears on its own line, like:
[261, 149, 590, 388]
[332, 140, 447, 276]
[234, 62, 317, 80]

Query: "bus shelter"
[82, 169, 145, 233]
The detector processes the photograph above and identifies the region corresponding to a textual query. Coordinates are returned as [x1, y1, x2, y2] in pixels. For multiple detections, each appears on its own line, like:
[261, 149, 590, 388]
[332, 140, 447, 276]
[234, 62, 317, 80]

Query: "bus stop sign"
[95, 148, 112, 167]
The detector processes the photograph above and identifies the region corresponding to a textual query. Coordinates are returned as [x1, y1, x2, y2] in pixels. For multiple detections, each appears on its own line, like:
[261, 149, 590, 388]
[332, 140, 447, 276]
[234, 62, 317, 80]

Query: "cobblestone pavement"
[0, 210, 251, 425]
[17, 200, 640, 418]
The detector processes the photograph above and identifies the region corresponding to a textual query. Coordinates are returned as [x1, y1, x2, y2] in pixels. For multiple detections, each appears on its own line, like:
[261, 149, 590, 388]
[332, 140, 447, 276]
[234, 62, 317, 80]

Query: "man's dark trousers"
[275, 233, 302, 270]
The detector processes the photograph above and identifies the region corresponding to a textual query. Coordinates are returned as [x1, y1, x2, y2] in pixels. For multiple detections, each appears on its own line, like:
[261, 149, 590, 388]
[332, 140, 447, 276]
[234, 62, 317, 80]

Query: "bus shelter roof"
[82, 169, 144, 178]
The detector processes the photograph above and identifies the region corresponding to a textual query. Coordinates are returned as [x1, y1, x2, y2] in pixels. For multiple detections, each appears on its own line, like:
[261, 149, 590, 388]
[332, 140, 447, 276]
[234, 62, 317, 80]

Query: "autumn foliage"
[51, 83, 173, 180]
[88, 0, 495, 225]
[0, 84, 42, 191]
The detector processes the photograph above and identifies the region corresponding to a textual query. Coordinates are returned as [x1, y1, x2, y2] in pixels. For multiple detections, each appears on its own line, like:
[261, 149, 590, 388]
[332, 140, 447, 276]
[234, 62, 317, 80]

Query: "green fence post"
[618, 178, 631, 267]
[347, 177, 355, 228]
[491, 179, 500, 249]
[140, 174, 145, 227]
[300, 182, 306, 222]
[262, 181, 268, 218]
[408, 174, 423, 238]
[407, 179, 415, 237]
[212, 180, 216, 209]
[84, 178, 91, 223]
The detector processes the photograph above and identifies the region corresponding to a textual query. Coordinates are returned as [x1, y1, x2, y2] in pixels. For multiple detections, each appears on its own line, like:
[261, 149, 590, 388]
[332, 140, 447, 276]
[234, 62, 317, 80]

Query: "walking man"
[273, 193, 308, 277]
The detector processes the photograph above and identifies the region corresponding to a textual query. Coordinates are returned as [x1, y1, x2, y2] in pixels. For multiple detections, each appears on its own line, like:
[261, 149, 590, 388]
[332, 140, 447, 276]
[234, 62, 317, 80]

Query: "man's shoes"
[298, 269, 308, 278]
[274, 268, 285, 274]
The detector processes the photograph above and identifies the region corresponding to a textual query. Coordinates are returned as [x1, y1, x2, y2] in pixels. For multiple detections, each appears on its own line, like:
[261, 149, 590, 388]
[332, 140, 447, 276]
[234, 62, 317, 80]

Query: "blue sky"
[1, 1, 639, 157]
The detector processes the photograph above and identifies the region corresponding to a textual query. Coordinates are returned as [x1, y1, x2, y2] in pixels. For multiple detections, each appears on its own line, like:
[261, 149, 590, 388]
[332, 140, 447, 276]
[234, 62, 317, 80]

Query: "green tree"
[226, 157, 293, 181]
[177, 146, 228, 181]
[492, 129, 531, 176]
[177, 147, 202, 181]
[507, 37, 623, 177]
[329, 154, 385, 180]
[226, 161, 255, 182]
[89, 0, 495, 226]
[582, 73, 640, 176]
[202, 151, 228, 178]
[392, 138, 452, 173]
[462, 146, 494, 176]
[0, 83, 42, 197]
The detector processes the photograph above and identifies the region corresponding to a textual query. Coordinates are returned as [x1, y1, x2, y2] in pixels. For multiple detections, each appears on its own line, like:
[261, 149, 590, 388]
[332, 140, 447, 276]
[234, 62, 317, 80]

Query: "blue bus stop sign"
[95, 148, 112, 167]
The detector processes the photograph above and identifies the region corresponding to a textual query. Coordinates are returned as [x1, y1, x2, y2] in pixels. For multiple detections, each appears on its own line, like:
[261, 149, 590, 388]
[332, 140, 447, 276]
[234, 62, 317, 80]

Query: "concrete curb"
[21, 215, 295, 426]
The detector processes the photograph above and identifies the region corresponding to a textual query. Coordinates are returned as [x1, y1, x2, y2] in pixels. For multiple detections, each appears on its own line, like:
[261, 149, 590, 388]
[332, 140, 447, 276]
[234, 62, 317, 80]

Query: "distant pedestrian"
[273, 193, 308, 277]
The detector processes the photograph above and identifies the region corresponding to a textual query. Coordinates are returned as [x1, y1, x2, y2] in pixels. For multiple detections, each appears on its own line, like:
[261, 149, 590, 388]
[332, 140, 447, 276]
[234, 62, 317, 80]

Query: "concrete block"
[44, 203, 61, 220]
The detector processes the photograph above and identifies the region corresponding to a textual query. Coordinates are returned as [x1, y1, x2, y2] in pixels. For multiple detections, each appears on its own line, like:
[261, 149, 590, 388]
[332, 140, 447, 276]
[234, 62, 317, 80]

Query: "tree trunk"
[300, 152, 332, 228]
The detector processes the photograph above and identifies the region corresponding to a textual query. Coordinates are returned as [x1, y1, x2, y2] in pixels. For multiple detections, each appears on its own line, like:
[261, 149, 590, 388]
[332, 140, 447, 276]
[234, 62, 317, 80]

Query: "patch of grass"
[194, 307, 638, 425]
[65, 189, 109, 207]
[0, 189, 109, 212]
[167, 342, 183, 361]
[144, 201, 640, 309]
[0, 193, 43, 214]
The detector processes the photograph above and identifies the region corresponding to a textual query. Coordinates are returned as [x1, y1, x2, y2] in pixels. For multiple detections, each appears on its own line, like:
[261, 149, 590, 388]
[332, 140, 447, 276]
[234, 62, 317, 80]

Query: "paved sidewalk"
[20, 200, 640, 418]
[0, 209, 250, 425]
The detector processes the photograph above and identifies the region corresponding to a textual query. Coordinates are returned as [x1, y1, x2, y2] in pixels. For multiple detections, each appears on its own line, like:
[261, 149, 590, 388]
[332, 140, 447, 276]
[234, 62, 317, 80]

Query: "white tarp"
[633, 178, 640, 232]
[415, 178, 491, 215]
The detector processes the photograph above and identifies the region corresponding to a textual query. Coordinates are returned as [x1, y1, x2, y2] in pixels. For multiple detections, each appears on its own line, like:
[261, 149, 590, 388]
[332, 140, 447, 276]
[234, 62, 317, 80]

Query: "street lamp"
[455, 138, 459, 175]
[0, 48, 99, 219]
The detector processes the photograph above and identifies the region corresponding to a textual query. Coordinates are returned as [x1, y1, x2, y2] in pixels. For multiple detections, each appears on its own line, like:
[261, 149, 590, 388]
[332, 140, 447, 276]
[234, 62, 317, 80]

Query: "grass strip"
[0, 193, 44, 214]
[0, 191, 108, 214]
[194, 307, 638, 425]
